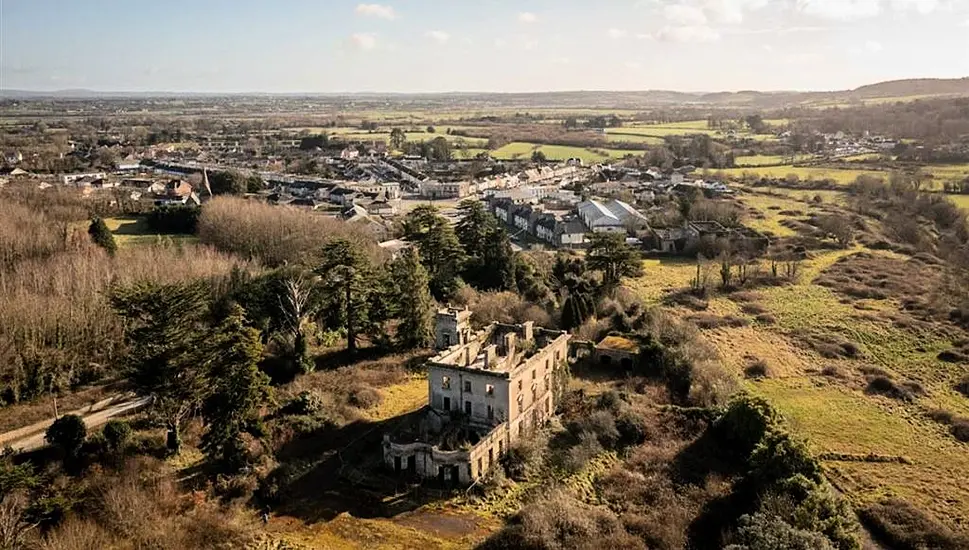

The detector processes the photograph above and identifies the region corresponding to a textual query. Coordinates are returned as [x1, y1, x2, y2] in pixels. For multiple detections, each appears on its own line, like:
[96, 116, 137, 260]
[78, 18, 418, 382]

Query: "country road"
[0, 394, 151, 453]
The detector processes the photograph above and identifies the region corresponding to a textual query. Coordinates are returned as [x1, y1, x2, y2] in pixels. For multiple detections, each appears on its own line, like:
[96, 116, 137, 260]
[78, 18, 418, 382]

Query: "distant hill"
[2, 77, 967, 108]
[849, 78, 969, 99]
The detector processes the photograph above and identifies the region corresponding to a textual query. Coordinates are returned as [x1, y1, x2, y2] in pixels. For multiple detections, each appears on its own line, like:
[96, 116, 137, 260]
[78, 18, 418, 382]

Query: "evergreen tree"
[88, 217, 117, 256]
[45, 414, 86, 460]
[455, 200, 498, 254]
[402, 206, 466, 300]
[200, 305, 272, 472]
[478, 225, 517, 291]
[389, 128, 406, 150]
[391, 247, 434, 350]
[586, 232, 643, 293]
[110, 281, 210, 455]
[316, 239, 374, 355]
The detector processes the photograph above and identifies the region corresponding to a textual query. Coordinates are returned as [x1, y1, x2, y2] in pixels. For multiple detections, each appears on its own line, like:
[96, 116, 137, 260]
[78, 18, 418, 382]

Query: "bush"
[715, 395, 777, 457]
[859, 498, 969, 550]
[744, 360, 770, 379]
[347, 385, 382, 409]
[864, 376, 913, 401]
[955, 375, 969, 398]
[46, 414, 87, 457]
[748, 431, 822, 487]
[280, 390, 325, 416]
[726, 512, 835, 550]
[102, 419, 132, 453]
[951, 418, 969, 442]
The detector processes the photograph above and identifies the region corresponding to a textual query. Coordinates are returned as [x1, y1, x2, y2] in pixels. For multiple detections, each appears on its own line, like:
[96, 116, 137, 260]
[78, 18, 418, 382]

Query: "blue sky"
[1, 0, 967, 92]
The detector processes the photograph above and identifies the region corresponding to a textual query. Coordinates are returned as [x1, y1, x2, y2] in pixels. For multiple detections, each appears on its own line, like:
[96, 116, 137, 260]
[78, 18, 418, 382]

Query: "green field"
[735, 154, 814, 167]
[103, 216, 197, 247]
[490, 142, 634, 163]
[715, 165, 886, 184]
[604, 133, 665, 145]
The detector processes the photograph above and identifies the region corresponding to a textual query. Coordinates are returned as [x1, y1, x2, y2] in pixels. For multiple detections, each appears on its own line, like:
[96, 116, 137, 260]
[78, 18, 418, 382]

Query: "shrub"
[951, 418, 969, 443]
[715, 395, 777, 457]
[859, 498, 969, 550]
[955, 375, 969, 398]
[725, 512, 835, 550]
[347, 385, 382, 409]
[46, 414, 87, 457]
[280, 390, 326, 416]
[820, 366, 844, 378]
[864, 376, 913, 401]
[748, 432, 822, 487]
[744, 359, 770, 379]
[501, 439, 543, 481]
[102, 419, 132, 453]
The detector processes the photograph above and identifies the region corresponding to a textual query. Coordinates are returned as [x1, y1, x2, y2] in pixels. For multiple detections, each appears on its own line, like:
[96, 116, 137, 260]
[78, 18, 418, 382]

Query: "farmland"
[489, 141, 634, 162]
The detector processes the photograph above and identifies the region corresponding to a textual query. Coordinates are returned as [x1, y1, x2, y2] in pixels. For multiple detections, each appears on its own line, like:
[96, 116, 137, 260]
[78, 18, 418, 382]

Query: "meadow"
[734, 154, 814, 166]
[714, 164, 886, 184]
[489, 141, 634, 163]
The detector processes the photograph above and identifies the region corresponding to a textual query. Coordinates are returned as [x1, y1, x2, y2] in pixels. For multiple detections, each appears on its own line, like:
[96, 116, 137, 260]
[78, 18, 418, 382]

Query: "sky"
[1, 0, 967, 93]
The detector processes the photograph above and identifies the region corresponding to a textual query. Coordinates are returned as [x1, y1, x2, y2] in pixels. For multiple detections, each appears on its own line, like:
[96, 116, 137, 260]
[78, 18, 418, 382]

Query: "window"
[477, 458, 482, 475]
[486, 384, 494, 396]
[532, 369, 536, 380]
[464, 401, 472, 415]
[518, 380, 523, 391]
[555, 350, 561, 362]
[532, 388, 536, 402]
[546, 397, 550, 413]
[442, 375, 451, 389]
[488, 448, 494, 468]
[517, 395, 523, 414]
[464, 380, 472, 393]
[443, 396, 451, 411]
[498, 440, 504, 456]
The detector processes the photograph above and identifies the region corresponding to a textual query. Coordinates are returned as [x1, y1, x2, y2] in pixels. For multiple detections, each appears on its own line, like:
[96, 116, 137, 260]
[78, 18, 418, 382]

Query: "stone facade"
[383, 314, 570, 485]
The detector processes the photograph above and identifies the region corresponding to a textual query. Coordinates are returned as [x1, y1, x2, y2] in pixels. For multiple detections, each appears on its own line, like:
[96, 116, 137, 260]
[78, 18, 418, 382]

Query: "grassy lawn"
[103, 216, 197, 247]
[946, 193, 969, 211]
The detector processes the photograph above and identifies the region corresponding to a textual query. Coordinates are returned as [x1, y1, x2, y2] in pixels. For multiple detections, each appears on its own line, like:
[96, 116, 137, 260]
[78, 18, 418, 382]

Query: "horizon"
[2, 0, 968, 94]
[4, 76, 968, 97]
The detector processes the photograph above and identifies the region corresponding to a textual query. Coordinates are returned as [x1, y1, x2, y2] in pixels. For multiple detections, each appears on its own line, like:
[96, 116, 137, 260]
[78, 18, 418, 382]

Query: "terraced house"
[382, 307, 570, 485]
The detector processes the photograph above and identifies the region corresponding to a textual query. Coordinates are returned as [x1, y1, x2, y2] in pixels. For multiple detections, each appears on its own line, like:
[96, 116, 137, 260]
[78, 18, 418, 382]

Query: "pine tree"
[110, 281, 210, 455]
[402, 206, 466, 300]
[391, 247, 434, 350]
[316, 239, 374, 354]
[88, 217, 117, 256]
[201, 304, 272, 472]
[586, 233, 643, 293]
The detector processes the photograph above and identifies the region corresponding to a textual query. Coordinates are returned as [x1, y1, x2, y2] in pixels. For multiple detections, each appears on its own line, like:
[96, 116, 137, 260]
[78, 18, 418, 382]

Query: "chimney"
[503, 332, 516, 357]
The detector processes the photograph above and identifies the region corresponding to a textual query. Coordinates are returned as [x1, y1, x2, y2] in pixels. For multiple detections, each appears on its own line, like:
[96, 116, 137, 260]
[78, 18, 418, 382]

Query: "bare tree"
[0, 490, 38, 550]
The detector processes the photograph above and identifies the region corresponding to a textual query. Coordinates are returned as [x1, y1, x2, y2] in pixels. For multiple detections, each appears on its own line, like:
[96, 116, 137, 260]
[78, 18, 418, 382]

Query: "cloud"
[518, 12, 537, 23]
[865, 39, 883, 52]
[425, 30, 450, 44]
[355, 4, 396, 19]
[607, 28, 627, 39]
[654, 25, 721, 43]
[493, 38, 507, 48]
[635, 33, 654, 40]
[347, 32, 378, 51]
[664, 4, 707, 25]
[624, 61, 643, 70]
[796, 0, 882, 20]
[552, 57, 572, 65]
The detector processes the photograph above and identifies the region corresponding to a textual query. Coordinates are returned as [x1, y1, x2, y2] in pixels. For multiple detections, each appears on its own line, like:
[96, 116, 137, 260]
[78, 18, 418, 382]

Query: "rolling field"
[629, 238, 969, 531]
[604, 132, 665, 145]
[735, 154, 814, 167]
[716, 164, 885, 184]
[489, 142, 632, 163]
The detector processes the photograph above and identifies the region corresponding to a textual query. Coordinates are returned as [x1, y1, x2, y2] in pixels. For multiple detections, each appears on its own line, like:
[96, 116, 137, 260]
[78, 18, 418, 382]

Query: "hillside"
[850, 77, 969, 99]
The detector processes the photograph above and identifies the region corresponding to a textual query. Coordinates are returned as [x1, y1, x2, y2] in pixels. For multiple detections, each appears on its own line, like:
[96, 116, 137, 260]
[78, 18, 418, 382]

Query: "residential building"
[382, 308, 570, 485]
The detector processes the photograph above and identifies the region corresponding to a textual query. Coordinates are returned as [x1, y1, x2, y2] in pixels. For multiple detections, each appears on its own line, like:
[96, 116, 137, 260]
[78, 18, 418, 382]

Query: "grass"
[489, 142, 633, 163]
[103, 216, 198, 247]
[736, 192, 820, 237]
[945, 194, 969, 211]
[735, 154, 814, 167]
[603, 133, 665, 145]
[715, 165, 886, 184]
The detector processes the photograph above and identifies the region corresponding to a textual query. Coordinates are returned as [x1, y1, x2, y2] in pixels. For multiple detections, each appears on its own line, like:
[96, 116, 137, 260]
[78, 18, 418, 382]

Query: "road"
[0, 394, 151, 453]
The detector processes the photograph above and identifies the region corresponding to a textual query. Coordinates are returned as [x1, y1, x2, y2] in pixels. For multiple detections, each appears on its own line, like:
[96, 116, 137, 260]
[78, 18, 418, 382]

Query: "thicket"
[480, 394, 860, 550]
[197, 196, 378, 267]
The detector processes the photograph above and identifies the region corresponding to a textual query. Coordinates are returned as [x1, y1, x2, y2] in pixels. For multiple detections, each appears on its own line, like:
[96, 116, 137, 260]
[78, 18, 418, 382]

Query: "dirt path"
[0, 394, 151, 452]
